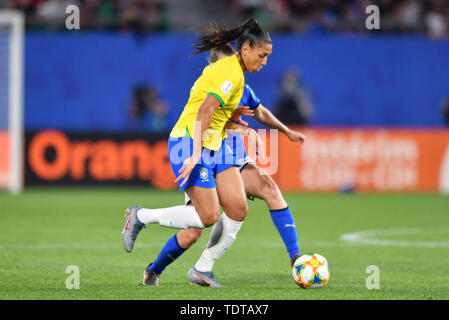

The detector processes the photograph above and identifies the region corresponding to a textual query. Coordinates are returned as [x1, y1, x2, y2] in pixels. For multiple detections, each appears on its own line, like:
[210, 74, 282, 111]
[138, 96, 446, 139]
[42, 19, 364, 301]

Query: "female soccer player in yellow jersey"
[121, 19, 273, 286]
[183, 45, 306, 287]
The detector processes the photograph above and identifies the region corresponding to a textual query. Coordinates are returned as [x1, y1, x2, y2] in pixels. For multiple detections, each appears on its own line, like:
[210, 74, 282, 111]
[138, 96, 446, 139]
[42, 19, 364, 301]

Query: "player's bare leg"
[240, 163, 286, 210]
[185, 185, 222, 227]
[189, 166, 247, 287]
[240, 163, 301, 265]
[215, 166, 248, 222]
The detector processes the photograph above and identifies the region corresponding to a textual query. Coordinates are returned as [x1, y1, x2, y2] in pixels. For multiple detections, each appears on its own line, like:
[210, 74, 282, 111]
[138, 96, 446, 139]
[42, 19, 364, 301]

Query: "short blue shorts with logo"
[168, 135, 243, 191]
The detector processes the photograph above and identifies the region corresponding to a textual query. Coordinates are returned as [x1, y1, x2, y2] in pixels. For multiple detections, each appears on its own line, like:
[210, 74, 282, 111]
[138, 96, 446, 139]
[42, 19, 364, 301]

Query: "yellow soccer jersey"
[170, 54, 244, 151]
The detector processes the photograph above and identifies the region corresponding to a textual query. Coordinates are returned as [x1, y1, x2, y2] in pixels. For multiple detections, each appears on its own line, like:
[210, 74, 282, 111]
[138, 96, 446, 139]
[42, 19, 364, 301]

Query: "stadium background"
[11, 0, 449, 193]
[1, 0, 449, 302]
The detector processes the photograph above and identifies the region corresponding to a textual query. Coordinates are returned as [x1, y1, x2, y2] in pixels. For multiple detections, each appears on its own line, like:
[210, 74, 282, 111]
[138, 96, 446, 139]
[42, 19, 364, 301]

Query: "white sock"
[194, 212, 243, 272]
[137, 205, 205, 229]
[205, 213, 224, 248]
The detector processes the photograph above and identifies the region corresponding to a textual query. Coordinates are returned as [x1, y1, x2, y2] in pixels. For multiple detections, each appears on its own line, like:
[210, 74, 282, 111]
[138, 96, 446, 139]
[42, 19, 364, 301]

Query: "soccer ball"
[292, 253, 330, 289]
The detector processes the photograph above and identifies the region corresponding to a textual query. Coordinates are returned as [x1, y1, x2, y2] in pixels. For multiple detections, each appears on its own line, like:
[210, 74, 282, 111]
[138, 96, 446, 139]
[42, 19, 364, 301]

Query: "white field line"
[0, 241, 341, 250]
[340, 227, 449, 248]
[2, 228, 448, 250]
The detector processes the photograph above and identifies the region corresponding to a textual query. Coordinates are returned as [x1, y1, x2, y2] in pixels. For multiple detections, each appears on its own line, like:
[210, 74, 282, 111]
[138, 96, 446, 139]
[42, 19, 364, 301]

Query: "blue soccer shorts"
[224, 133, 255, 171]
[168, 135, 239, 191]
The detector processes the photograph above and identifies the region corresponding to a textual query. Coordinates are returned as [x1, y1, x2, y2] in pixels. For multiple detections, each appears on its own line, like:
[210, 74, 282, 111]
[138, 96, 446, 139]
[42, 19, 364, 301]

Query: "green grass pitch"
[0, 188, 448, 300]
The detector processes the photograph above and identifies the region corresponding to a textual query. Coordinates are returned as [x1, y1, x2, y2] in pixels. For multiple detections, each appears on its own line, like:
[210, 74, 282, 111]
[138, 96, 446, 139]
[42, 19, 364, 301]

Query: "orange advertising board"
[25, 130, 177, 189]
[271, 128, 449, 192]
[25, 129, 449, 193]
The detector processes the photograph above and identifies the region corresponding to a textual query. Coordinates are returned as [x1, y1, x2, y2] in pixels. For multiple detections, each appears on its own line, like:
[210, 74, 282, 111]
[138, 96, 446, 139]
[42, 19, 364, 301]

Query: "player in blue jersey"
[184, 44, 306, 287]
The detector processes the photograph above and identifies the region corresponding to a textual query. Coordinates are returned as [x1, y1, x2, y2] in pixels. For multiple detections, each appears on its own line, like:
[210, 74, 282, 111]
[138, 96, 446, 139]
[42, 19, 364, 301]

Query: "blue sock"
[148, 234, 186, 274]
[269, 207, 301, 260]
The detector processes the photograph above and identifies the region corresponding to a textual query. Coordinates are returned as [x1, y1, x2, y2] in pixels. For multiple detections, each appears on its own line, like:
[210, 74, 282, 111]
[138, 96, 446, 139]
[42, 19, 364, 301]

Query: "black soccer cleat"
[290, 254, 303, 267]
[143, 263, 160, 286]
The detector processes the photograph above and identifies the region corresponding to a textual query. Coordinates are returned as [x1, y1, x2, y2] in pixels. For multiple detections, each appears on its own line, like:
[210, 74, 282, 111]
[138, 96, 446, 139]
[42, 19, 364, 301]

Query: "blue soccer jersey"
[240, 84, 260, 110]
[226, 84, 260, 168]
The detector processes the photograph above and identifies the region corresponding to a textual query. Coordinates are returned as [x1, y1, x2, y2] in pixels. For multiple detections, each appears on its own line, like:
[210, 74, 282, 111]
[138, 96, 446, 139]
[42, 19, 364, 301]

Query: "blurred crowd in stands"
[2, 0, 449, 38]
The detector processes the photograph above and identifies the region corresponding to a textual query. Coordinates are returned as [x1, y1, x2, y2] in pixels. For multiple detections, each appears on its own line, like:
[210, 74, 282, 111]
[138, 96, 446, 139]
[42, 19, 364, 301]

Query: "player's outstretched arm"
[253, 104, 305, 144]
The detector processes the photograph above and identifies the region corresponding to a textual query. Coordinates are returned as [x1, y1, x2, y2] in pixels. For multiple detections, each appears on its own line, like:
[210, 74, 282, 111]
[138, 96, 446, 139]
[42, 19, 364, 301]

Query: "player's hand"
[286, 130, 306, 144]
[175, 155, 200, 187]
[230, 106, 254, 126]
[247, 128, 266, 162]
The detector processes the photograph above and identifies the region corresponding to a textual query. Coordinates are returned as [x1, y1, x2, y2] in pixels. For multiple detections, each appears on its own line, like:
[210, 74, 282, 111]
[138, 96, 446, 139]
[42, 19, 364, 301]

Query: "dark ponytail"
[192, 19, 271, 56]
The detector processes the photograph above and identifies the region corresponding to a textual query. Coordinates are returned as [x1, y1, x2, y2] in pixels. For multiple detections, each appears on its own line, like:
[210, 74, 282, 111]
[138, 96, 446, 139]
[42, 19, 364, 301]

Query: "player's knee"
[225, 201, 248, 222]
[185, 228, 203, 245]
[238, 202, 248, 221]
[177, 228, 203, 249]
[240, 201, 248, 216]
[200, 209, 221, 228]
